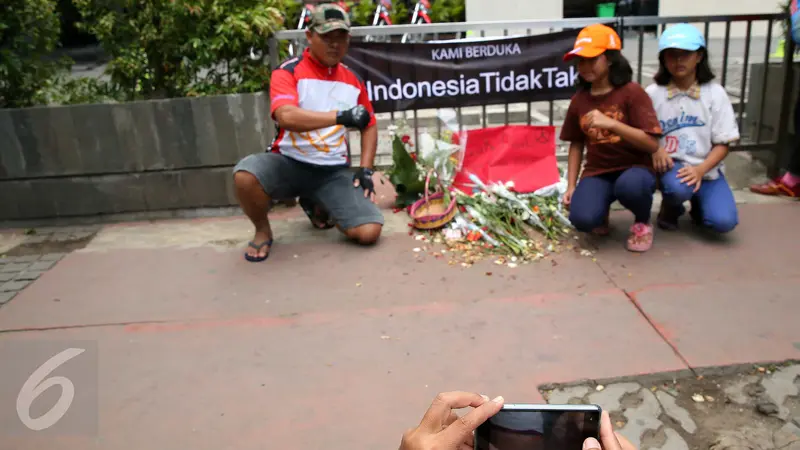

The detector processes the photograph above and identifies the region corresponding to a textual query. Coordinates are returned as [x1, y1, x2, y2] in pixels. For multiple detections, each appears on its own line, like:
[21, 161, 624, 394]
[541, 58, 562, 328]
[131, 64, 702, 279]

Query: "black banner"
[343, 29, 582, 114]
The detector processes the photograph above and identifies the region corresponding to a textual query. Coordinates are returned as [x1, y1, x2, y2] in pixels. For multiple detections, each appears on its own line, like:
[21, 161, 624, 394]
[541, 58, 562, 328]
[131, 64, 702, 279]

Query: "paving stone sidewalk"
[0, 226, 99, 305]
[0, 254, 67, 305]
[543, 364, 800, 450]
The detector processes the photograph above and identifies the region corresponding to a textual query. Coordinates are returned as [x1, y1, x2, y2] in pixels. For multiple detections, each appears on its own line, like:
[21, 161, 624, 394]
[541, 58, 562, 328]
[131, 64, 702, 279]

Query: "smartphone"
[474, 404, 602, 450]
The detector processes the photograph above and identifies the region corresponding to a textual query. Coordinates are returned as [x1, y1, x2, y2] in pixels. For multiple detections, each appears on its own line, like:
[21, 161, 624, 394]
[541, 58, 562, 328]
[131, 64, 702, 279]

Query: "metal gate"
[268, 13, 795, 175]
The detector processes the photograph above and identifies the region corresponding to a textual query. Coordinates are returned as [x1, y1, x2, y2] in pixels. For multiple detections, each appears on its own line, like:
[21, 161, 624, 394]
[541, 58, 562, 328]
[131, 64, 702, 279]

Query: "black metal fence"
[269, 13, 795, 174]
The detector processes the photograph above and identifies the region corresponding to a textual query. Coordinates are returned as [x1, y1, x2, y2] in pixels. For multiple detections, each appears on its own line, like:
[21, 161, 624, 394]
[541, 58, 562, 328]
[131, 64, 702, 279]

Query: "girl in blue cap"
[646, 23, 740, 233]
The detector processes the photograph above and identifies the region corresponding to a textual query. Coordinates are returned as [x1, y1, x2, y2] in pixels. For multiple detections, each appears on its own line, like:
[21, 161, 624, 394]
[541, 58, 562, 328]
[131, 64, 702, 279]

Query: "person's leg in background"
[776, 145, 800, 195]
[750, 85, 800, 198]
[689, 174, 738, 233]
[657, 161, 695, 230]
[613, 167, 657, 252]
[568, 174, 616, 234]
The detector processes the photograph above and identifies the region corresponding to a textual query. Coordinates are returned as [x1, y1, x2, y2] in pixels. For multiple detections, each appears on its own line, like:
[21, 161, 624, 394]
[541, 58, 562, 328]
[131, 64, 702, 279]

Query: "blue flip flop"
[244, 239, 273, 262]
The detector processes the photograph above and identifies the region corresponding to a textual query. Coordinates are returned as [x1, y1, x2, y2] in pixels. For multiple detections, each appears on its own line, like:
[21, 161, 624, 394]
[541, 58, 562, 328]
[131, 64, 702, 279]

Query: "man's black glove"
[336, 105, 371, 130]
[353, 167, 375, 197]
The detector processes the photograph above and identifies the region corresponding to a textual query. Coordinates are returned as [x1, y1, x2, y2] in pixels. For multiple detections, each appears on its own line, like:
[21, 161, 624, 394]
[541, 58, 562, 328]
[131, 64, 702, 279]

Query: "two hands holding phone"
[398, 391, 636, 450]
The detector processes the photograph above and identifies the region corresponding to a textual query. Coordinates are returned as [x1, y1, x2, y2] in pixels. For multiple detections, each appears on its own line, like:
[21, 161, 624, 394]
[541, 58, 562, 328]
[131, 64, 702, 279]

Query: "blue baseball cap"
[658, 23, 706, 53]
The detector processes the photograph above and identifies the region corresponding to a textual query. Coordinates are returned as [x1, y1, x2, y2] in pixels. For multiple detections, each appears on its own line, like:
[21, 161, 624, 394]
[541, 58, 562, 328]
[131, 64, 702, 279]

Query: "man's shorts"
[233, 152, 385, 230]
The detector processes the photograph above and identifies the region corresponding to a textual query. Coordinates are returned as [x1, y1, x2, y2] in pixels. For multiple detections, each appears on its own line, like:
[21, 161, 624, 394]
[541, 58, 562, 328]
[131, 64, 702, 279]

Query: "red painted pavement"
[0, 238, 615, 331]
[630, 278, 800, 369]
[0, 288, 683, 450]
[0, 202, 798, 450]
[589, 203, 800, 292]
[585, 203, 800, 368]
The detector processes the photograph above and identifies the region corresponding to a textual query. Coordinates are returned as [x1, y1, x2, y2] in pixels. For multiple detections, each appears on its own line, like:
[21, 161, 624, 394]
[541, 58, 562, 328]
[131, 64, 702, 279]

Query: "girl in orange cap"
[560, 24, 663, 252]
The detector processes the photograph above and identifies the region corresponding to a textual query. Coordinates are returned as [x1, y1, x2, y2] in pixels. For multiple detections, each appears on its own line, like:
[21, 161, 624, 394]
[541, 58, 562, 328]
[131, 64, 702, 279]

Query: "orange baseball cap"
[563, 24, 622, 61]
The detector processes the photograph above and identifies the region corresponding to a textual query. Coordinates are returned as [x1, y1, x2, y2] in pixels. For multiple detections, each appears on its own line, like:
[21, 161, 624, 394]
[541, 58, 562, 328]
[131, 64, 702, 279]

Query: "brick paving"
[0, 254, 67, 305]
[0, 225, 99, 305]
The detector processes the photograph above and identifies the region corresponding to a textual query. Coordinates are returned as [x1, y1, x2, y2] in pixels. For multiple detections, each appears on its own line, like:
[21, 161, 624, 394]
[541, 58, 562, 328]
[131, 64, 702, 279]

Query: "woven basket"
[409, 170, 457, 230]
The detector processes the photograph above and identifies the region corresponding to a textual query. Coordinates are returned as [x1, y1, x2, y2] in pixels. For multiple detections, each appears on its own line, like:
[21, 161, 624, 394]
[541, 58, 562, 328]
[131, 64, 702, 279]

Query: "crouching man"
[232, 4, 384, 262]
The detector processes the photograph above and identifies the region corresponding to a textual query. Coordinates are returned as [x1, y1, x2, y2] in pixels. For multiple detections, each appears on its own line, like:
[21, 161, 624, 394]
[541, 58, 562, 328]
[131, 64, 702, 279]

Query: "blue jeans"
[659, 161, 738, 233]
[569, 167, 656, 232]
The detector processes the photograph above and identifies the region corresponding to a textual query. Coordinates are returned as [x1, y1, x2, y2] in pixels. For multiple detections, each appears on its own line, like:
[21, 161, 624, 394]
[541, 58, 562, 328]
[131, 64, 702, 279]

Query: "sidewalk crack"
[589, 257, 696, 374]
[623, 290, 696, 375]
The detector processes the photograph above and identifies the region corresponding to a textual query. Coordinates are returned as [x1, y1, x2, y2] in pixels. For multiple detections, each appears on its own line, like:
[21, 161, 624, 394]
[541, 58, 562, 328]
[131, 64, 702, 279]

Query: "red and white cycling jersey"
[269, 48, 376, 166]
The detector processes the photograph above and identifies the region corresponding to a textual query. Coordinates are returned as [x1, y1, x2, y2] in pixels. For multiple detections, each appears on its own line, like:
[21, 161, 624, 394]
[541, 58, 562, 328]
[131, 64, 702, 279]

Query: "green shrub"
[430, 0, 465, 23]
[351, 0, 464, 27]
[72, 0, 286, 101]
[39, 73, 122, 105]
[281, 0, 305, 30]
[0, 0, 72, 108]
[2, 0, 466, 109]
[391, 1, 410, 25]
[351, 0, 377, 26]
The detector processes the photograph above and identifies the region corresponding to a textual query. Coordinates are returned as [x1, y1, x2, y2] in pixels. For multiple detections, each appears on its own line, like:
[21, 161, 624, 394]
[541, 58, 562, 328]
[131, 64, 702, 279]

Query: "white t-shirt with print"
[645, 82, 740, 180]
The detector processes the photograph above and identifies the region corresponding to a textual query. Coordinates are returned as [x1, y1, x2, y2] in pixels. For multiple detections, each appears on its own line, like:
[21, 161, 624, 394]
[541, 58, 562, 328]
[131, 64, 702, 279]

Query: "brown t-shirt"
[559, 82, 662, 179]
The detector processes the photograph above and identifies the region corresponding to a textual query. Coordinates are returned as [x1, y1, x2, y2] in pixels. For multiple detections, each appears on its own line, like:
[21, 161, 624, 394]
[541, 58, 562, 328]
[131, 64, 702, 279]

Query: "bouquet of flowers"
[386, 110, 467, 209]
[450, 173, 573, 258]
[388, 111, 576, 264]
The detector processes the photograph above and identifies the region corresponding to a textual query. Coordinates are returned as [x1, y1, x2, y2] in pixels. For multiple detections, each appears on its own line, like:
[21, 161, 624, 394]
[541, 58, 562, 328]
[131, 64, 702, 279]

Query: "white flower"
[444, 228, 462, 240]
[505, 181, 515, 189]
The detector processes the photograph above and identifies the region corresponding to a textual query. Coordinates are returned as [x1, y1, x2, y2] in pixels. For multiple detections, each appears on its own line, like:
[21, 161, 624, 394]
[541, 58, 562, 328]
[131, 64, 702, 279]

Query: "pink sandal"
[627, 223, 654, 252]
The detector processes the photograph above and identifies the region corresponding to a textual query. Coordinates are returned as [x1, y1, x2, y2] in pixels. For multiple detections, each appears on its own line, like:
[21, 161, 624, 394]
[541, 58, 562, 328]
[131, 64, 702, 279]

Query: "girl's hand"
[652, 148, 674, 173]
[563, 186, 576, 207]
[583, 109, 617, 130]
[677, 165, 704, 192]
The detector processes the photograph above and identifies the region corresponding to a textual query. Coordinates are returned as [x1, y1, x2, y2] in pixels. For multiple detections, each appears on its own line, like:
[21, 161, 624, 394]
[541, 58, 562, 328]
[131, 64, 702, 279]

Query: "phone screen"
[474, 407, 601, 450]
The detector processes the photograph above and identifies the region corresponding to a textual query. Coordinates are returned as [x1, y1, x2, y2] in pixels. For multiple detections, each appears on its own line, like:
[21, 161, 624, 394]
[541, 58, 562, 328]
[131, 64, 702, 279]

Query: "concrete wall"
[0, 93, 273, 221]
[465, 0, 564, 36]
[464, 0, 777, 38]
[746, 62, 800, 141]
[659, 0, 778, 38]
[745, 61, 800, 173]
